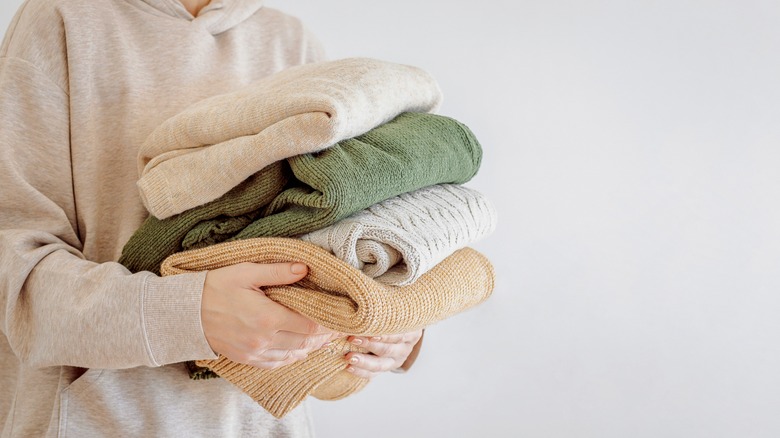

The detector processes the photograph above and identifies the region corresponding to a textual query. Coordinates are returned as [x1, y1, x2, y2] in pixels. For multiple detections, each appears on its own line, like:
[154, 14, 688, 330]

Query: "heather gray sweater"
[0, 0, 324, 436]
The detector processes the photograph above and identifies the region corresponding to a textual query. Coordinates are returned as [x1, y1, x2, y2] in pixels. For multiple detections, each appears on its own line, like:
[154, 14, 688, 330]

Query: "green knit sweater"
[120, 112, 482, 274]
[119, 163, 289, 275]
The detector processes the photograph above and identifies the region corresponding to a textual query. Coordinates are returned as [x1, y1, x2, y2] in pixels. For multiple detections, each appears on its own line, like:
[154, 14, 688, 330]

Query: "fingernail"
[291, 263, 307, 275]
[322, 341, 333, 348]
[350, 337, 363, 346]
[346, 366, 355, 373]
[348, 356, 359, 364]
[370, 336, 381, 342]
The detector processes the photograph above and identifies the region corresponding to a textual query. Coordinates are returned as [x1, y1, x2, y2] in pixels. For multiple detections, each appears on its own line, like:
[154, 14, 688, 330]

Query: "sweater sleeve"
[0, 56, 217, 369]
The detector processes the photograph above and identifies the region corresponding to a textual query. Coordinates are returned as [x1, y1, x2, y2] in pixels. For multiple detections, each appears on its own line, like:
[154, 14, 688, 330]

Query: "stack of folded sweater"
[119, 58, 497, 418]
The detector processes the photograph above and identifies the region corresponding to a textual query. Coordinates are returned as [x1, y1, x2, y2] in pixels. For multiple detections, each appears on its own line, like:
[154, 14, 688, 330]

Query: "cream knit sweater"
[137, 57, 443, 219]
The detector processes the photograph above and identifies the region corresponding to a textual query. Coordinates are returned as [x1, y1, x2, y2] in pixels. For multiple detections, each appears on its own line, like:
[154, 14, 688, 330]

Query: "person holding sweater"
[0, 0, 422, 436]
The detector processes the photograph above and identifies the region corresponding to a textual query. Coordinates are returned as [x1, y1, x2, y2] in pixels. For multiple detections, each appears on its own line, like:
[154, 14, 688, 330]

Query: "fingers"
[237, 262, 308, 288]
[344, 352, 397, 379]
[201, 261, 338, 370]
[343, 331, 423, 379]
[348, 332, 421, 351]
[232, 328, 340, 369]
[236, 262, 333, 335]
[221, 331, 336, 370]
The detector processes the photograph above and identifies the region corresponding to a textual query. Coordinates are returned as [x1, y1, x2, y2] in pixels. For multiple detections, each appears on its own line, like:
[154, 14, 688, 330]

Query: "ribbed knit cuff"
[136, 171, 176, 220]
[141, 271, 217, 366]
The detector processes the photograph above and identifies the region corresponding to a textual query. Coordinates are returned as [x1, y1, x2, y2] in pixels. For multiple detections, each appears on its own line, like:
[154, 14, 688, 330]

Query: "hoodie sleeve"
[302, 24, 327, 63]
[0, 56, 217, 369]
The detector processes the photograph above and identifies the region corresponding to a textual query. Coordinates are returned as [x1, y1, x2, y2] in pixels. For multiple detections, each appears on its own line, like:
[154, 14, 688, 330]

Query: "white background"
[3, 1, 780, 437]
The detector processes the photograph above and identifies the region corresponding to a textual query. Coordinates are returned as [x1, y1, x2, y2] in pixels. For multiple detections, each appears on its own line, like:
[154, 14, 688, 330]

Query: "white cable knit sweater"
[300, 184, 497, 286]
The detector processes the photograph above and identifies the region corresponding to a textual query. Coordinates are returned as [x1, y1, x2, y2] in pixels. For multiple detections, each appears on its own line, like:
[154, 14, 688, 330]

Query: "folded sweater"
[301, 184, 498, 285]
[119, 162, 288, 275]
[191, 112, 482, 244]
[120, 112, 482, 274]
[137, 57, 442, 219]
[160, 237, 495, 418]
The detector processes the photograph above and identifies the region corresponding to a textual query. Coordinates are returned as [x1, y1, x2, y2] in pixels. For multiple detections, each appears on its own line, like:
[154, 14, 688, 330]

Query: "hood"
[138, 0, 265, 35]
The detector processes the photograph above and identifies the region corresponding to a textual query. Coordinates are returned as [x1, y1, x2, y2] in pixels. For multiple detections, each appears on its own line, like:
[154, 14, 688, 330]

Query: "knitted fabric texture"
[118, 162, 289, 275]
[300, 184, 498, 285]
[119, 112, 482, 274]
[193, 112, 482, 243]
[160, 237, 495, 418]
[137, 57, 442, 219]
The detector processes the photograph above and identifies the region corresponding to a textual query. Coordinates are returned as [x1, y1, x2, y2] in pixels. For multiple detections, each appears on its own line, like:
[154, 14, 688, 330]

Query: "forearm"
[0, 229, 215, 369]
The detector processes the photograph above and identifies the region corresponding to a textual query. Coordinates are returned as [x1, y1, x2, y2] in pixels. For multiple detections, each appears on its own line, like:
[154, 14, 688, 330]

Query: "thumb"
[244, 262, 308, 288]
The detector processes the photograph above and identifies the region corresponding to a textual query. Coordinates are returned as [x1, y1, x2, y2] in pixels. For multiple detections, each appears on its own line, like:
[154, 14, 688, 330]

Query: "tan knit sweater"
[161, 237, 495, 418]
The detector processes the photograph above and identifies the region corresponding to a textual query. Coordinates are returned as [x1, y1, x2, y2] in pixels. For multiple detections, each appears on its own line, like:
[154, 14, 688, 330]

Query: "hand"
[201, 262, 338, 369]
[343, 330, 424, 379]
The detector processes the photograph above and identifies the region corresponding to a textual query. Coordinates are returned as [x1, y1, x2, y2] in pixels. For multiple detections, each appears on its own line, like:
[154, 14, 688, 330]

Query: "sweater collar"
[136, 0, 265, 35]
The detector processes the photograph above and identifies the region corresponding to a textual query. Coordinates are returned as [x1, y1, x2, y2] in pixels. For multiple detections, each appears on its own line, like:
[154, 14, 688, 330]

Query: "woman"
[0, 0, 422, 435]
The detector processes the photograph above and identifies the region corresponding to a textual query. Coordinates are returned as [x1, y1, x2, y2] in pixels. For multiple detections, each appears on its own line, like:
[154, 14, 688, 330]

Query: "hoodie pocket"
[57, 368, 106, 437]
[57, 364, 315, 437]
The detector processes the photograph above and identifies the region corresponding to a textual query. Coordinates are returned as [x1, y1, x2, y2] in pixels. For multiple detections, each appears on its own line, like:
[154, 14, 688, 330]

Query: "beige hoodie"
[0, 0, 325, 436]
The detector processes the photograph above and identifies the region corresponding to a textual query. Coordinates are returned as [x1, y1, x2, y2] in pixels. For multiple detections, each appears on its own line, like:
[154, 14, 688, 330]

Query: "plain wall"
[3, 1, 780, 437]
